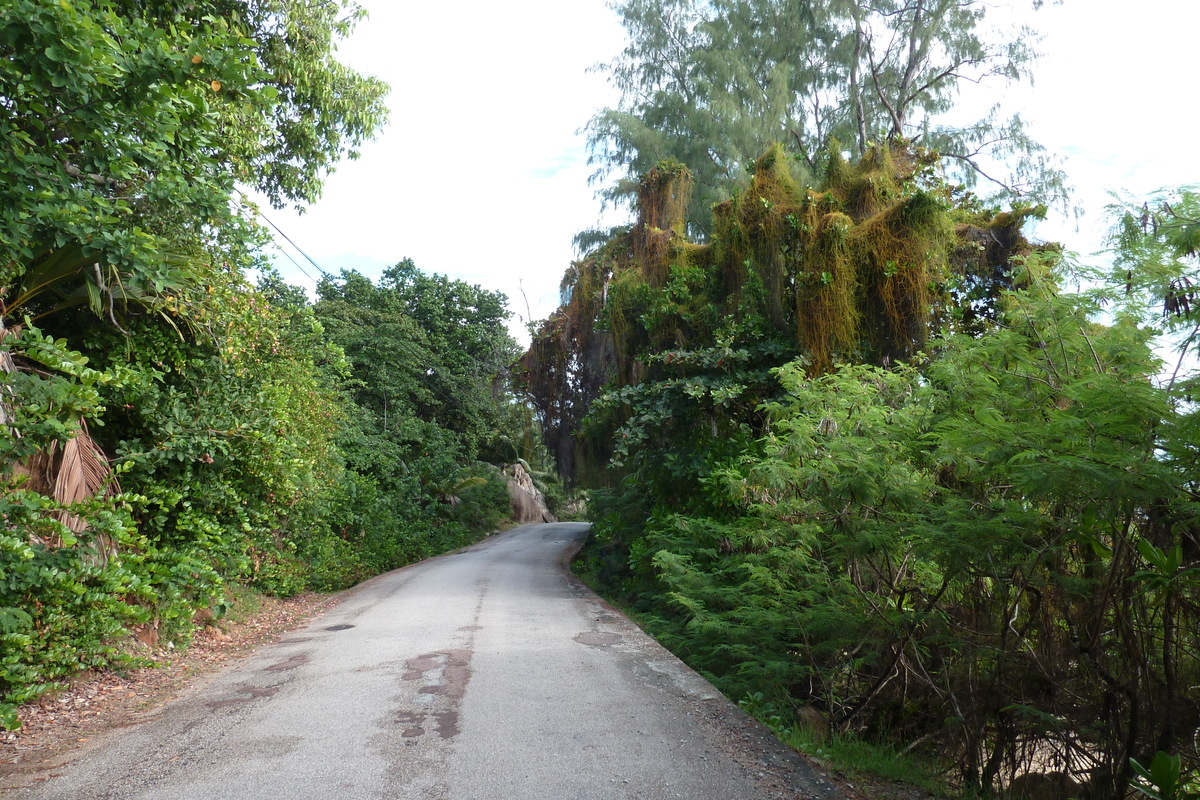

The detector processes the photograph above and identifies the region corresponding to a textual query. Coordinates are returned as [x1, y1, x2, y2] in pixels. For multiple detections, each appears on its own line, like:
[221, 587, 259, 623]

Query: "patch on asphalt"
[574, 631, 622, 646]
[264, 652, 310, 672]
[404, 650, 471, 700]
[394, 650, 474, 740]
[206, 683, 280, 708]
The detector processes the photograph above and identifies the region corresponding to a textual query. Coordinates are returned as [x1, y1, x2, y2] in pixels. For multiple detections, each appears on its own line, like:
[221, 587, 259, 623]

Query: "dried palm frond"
[16, 422, 120, 561]
[0, 320, 18, 433]
[53, 425, 118, 531]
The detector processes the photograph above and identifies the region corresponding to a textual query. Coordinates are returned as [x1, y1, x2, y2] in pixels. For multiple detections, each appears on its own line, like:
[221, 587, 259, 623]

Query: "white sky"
[257, 0, 1200, 344]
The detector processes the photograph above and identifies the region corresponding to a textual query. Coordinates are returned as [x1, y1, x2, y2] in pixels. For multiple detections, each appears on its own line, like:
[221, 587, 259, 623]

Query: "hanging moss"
[634, 242, 720, 352]
[708, 144, 807, 334]
[843, 147, 901, 219]
[796, 210, 859, 374]
[824, 143, 853, 197]
[850, 189, 955, 361]
[633, 161, 692, 288]
[710, 199, 751, 312]
[744, 145, 802, 333]
[524, 141, 1037, 483]
[901, 190, 946, 231]
[603, 267, 655, 378]
[637, 160, 691, 235]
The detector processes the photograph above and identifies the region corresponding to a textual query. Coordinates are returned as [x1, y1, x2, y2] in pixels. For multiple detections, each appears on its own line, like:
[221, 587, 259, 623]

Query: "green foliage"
[528, 144, 1032, 486]
[448, 467, 512, 533]
[586, 0, 1067, 237]
[0, 488, 151, 693]
[0, 0, 385, 354]
[0, 0, 397, 729]
[573, 241, 1200, 794]
[1132, 752, 1200, 800]
[271, 263, 529, 588]
[1107, 186, 1200, 388]
[0, 329, 154, 728]
[316, 261, 517, 463]
[94, 277, 346, 598]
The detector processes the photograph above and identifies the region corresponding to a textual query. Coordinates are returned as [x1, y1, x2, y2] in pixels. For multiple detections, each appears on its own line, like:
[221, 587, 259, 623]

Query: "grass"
[784, 729, 950, 796]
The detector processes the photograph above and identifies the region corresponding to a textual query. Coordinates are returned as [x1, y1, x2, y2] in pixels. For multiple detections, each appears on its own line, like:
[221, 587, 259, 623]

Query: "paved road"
[7, 522, 841, 800]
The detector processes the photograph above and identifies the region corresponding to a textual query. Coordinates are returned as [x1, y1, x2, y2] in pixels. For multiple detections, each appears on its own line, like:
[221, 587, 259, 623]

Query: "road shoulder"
[0, 591, 341, 785]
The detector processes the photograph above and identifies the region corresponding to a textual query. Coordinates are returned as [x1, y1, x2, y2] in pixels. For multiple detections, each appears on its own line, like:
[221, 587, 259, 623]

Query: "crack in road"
[7, 524, 843, 800]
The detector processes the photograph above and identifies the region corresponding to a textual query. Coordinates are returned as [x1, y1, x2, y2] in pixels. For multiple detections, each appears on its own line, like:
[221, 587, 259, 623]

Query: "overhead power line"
[268, 239, 322, 287]
[255, 208, 333, 282]
[236, 194, 516, 396]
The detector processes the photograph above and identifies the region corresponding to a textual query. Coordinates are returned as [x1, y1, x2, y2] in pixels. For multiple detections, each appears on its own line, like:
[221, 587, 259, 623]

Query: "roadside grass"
[219, 581, 267, 625]
[783, 730, 949, 797]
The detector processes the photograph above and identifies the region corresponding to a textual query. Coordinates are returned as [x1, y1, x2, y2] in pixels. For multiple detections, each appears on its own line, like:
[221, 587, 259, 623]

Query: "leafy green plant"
[1131, 752, 1200, 800]
[570, 244, 1200, 795]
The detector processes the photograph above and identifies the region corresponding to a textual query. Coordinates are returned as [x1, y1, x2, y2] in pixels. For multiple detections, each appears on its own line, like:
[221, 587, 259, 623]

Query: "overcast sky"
[255, 0, 1200, 343]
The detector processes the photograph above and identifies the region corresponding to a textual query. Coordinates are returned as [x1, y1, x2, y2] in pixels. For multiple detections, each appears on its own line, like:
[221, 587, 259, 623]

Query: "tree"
[0, 0, 388, 328]
[0, 0, 388, 727]
[1, 0, 387, 499]
[1107, 186, 1200, 389]
[584, 0, 1065, 238]
[315, 263, 518, 465]
[528, 143, 1038, 484]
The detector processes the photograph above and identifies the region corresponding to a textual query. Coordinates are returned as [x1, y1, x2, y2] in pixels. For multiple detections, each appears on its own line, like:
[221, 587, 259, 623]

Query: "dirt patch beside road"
[0, 591, 340, 781]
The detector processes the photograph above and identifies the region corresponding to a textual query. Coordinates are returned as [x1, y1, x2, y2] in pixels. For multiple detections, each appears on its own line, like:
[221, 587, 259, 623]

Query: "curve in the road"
[6, 523, 844, 800]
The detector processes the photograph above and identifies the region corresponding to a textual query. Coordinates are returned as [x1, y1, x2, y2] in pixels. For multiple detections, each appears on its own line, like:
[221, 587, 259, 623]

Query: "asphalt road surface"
[7, 522, 843, 800]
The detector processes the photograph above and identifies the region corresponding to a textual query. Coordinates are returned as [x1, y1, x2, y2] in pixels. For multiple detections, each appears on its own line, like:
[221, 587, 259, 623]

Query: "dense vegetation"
[0, 1, 548, 731]
[541, 150, 1200, 798]
[528, 2, 1200, 797]
[4, 1, 1199, 797]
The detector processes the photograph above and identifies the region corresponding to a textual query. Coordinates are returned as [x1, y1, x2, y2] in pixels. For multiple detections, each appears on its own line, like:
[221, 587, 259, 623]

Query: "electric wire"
[258, 211, 332, 281]
[246, 201, 513, 413]
[268, 239, 321, 287]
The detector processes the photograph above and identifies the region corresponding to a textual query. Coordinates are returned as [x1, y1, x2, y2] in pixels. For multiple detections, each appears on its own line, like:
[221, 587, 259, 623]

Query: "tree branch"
[61, 161, 125, 192]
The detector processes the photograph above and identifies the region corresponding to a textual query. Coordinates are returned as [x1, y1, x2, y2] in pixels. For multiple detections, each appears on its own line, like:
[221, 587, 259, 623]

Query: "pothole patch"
[574, 631, 622, 647]
[264, 652, 310, 672]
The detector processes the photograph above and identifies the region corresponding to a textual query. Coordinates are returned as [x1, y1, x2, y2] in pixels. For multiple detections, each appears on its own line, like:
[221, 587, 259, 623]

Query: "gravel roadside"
[0, 582, 935, 800]
[0, 591, 342, 780]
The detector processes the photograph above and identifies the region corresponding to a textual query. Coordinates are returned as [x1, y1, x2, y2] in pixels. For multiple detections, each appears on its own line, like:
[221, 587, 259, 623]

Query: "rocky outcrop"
[504, 463, 556, 524]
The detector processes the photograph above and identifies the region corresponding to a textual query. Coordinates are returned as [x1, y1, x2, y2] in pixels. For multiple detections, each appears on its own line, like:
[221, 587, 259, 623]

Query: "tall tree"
[585, 0, 1065, 238]
[0, 0, 388, 328]
[315, 263, 519, 470]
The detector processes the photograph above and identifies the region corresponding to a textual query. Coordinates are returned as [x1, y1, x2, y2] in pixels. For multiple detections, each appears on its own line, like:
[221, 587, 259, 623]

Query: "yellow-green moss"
[796, 210, 859, 374]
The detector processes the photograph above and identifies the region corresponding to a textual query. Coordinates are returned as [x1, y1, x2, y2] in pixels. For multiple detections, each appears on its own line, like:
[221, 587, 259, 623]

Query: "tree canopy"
[584, 0, 1066, 239]
[0, 1, 538, 734]
[527, 142, 1038, 482]
[0, 0, 388, 330]
[315, 261, 522, 476]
